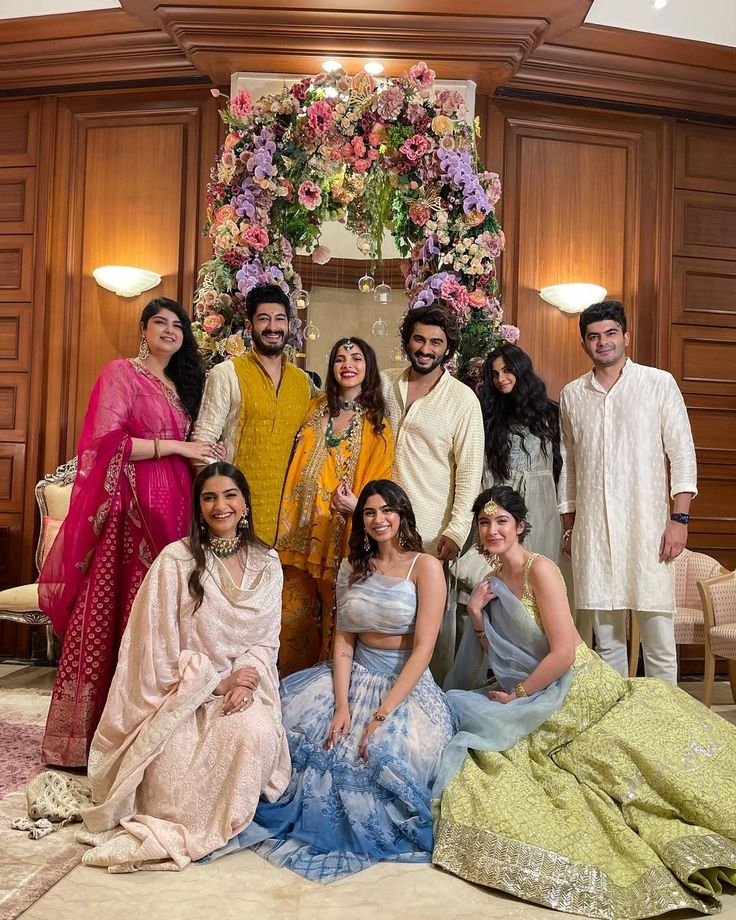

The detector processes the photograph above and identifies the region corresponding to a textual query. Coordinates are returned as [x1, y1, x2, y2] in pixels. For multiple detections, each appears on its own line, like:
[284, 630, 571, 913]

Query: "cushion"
[39, 516, 63, 567]
[0, 583, 41, 614]
[43, 482, 73, 521]
[710, 625, 736, 660]
[673, 606, 704, 645]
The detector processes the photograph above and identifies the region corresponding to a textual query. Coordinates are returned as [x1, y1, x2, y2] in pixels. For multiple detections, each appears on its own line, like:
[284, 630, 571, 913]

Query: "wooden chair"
[628, 547, 727, 678]
[699, 570, 736, 707]
[0, 459, 76, 660]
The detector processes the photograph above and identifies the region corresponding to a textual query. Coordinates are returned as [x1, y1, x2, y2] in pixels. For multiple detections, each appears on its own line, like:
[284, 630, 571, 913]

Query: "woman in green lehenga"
[433, 485, 736, 919]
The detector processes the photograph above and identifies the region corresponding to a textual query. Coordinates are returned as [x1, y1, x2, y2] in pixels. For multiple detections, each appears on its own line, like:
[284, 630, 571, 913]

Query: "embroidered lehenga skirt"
[434, 644, 736, 919]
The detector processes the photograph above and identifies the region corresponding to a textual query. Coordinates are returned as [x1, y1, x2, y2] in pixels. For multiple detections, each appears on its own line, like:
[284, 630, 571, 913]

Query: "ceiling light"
[539, 283, 607, 314]
[652, 0, 668, 9]
[322, 60, 342, 73]
[93, 266, 162, 298]
[364, 62, 384, 76]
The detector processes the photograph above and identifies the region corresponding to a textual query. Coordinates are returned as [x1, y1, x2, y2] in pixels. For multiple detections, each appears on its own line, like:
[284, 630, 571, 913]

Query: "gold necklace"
[208, 532, 242, 558]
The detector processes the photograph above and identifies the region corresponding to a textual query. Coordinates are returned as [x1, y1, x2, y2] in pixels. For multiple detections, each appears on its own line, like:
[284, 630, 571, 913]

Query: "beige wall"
[304, 285, 408, 383]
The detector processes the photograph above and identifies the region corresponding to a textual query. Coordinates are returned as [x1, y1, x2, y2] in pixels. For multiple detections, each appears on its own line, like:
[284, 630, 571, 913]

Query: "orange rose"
[431, 115, 453, 136]
[214, 204, 237, 224]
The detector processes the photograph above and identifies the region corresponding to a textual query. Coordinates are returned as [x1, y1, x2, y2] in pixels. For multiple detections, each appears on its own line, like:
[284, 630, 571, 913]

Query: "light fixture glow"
[364, 62, 384, 76]
[652, 0, 668, 9]
[322, 60, 342, 73]
[92, 266, 161, 298]
[539, 283, 607, 315]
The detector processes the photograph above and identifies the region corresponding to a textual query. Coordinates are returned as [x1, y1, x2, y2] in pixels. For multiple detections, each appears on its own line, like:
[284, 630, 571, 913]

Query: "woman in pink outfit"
[39, 297, 221, 766]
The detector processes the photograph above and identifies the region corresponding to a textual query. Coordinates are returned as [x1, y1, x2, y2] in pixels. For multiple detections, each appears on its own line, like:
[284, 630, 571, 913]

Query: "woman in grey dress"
[479, 344, 562, 563]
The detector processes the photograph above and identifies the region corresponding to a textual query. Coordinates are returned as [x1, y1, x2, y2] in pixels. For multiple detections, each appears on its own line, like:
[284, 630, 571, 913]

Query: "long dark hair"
[479, 344, 561, 484]
[348, 480, 423, 584]
[325, 336, 386, 434]
[473, 485, 531, 544]
[140, 297, 204, 420]
[187, 462, 267, 612]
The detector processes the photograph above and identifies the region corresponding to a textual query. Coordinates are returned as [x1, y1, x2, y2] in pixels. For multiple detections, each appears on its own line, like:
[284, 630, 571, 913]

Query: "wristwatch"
[671, 513, 690, 525]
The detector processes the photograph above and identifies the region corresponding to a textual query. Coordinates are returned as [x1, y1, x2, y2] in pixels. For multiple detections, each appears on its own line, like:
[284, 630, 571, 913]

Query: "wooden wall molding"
[672, 258, 736, 328]
[0, 167, 36, 234]
[671, 325, 736, 397]
[0, 9, 199, 95]
[507, 25, 736, 119]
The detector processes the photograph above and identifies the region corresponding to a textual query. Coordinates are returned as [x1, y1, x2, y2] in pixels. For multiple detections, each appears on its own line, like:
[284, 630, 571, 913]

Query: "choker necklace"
[340, 398, 360, 411]
[208, 532, 242, 558]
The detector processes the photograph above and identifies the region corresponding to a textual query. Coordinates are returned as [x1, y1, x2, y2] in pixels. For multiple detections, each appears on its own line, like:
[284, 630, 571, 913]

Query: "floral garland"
[194, 62, 519, 379]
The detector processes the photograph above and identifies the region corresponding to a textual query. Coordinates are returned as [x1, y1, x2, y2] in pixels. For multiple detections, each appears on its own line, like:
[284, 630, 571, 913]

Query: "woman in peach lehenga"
[78, 463, 290, 872]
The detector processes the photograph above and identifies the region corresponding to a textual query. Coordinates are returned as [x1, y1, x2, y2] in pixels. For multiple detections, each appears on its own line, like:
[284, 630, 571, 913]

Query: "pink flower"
[279, 178, 295, 200]
[400, 134, 430, 162]
[230, 89, 253, 118]
[408, 61, 435, 97]
[203, 313, 224, 335]
[352, 72, 376, 96]
[243, 226, 269, 251]
[307, 100, 333, 134]
[312, 245, 331, 265]
[220, 151, 236, 169]
[210, 88, 222, 97]
[435, 89, 466, 118]
[368, 122, 388, 146]
[199, 289, 218, 309]
[298, 180, 322, 211]
[214, 204, 237, 224]
[374, 84, 405, 120]
[440, 279, 470, 310]
[485, 172, 502, 205]
[500, 324, 520, 344]
[468, 290, 487, 309]
[408, 202, 431, 226]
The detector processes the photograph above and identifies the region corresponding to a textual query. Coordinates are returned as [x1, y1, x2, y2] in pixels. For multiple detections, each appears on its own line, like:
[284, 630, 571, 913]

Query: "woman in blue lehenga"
[204, 479, 456, 882]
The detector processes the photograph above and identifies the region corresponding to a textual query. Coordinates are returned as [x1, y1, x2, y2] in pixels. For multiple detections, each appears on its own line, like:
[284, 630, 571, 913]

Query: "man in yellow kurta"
[193, 284, 313, 545]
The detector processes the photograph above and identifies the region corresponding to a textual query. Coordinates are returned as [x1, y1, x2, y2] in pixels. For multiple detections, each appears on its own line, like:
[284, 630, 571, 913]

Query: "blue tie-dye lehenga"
[201, 556, 456, 882]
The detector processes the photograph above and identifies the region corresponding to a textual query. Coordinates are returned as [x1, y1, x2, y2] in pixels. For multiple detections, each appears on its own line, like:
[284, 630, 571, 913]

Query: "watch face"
[672, 513, 689, 524]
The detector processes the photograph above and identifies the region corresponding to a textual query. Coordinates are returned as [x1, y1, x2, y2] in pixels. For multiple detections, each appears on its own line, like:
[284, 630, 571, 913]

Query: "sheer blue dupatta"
[432, 576, 572, 796]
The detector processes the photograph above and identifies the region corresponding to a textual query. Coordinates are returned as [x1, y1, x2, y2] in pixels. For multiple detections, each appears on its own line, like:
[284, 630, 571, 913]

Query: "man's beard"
[408, 350, 445, 375]
[252, 329, 286, 357]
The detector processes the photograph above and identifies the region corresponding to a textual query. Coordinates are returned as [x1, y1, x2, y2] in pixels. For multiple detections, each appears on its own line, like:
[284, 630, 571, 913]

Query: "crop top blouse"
[335, 555, 420, 635]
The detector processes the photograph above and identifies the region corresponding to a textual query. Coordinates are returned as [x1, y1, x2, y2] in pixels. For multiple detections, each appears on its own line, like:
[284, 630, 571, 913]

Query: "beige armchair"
[699, 570, 736, 707]
[628, 547, 727, 679]
[0, 459, 76, 660]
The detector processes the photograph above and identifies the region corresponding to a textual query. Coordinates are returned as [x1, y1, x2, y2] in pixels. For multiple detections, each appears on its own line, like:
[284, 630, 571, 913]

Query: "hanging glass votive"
[356, 234, 374, 256]
[358, 274, 375, 294]
[372, 318, 388, 337]
[374, 283, 392, 304]
[293, 289, 311, 310]
[390, 345, 404, 363]
[304, 321, 320, 342]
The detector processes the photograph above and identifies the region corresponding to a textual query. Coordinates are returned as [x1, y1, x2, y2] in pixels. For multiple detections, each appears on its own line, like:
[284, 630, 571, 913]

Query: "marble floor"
[2, 662, 736, 920]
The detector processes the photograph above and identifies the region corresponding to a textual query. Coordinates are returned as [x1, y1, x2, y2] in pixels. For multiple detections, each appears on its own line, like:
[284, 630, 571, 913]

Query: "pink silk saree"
[39, 358, 193, 766]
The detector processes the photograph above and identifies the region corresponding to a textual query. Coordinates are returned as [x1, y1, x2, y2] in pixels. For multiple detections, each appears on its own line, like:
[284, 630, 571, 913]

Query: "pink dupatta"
[40, 358, 194, 766]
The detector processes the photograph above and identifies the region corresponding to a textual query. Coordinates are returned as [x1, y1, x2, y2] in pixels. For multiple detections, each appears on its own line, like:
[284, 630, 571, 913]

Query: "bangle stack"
[562, 529, 572, 541]
[153, 438, 161, 460]
[372, 709, 388, 722]
[515, 682, 528, 699]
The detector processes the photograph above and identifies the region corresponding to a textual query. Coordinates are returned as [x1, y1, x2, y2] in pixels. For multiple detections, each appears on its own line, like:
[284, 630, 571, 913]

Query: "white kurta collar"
[588, 357, 632, 394]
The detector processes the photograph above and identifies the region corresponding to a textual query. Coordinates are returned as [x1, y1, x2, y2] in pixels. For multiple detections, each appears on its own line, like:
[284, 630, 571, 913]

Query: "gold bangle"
[153, 438, 161, 460]
[473, 627, 485, 638]
[515, 682, 528, 699]
[562, 529, 572, 540]
[372, 709, 388, 722]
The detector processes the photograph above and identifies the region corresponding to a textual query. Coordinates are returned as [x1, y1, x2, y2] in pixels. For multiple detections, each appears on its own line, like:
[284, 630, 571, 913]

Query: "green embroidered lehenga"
[433, 556, 736, 919]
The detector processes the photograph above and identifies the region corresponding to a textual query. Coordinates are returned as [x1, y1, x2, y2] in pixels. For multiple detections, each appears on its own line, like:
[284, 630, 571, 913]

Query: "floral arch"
[193, 62, 518, 381]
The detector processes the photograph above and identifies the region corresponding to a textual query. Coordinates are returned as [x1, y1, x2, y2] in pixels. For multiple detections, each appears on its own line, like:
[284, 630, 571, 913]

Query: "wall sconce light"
[93, 266, 162, 298]
[539, 283, 607, 314]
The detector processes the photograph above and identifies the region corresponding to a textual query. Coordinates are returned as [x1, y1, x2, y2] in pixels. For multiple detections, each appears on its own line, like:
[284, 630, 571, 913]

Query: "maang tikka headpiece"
[483, 499, 498, 516]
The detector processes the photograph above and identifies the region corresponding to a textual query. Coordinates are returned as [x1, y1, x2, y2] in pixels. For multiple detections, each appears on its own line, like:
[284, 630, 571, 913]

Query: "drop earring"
[139, 335, 150, 360]
[237, 511, 248, 534]
[363, 532, 371, 552]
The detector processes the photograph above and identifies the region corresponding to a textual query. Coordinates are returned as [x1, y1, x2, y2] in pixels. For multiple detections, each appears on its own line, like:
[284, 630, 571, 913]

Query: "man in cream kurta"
[381, 304, 484, 683]
[559, 301, 697, 684]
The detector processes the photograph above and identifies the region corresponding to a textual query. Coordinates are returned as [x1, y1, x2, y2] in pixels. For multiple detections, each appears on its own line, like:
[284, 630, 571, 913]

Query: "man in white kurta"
[381, 304, 484, 682]
[559, 302, 697, 684]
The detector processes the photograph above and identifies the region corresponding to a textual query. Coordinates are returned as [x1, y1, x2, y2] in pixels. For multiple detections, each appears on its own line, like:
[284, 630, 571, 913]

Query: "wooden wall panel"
[673, 190, 736, 260]
[0, 512, 23, 588]
[671, 326, 736, 398]
[0, 303, 31, 370]
[0, 101, 39, 167]
[0, 235, 32, 302]
[0, 168, 36, 233]
[675, 124, 736, 194]
[490, 99, 662, 399]
[672, 258, 736, 328]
